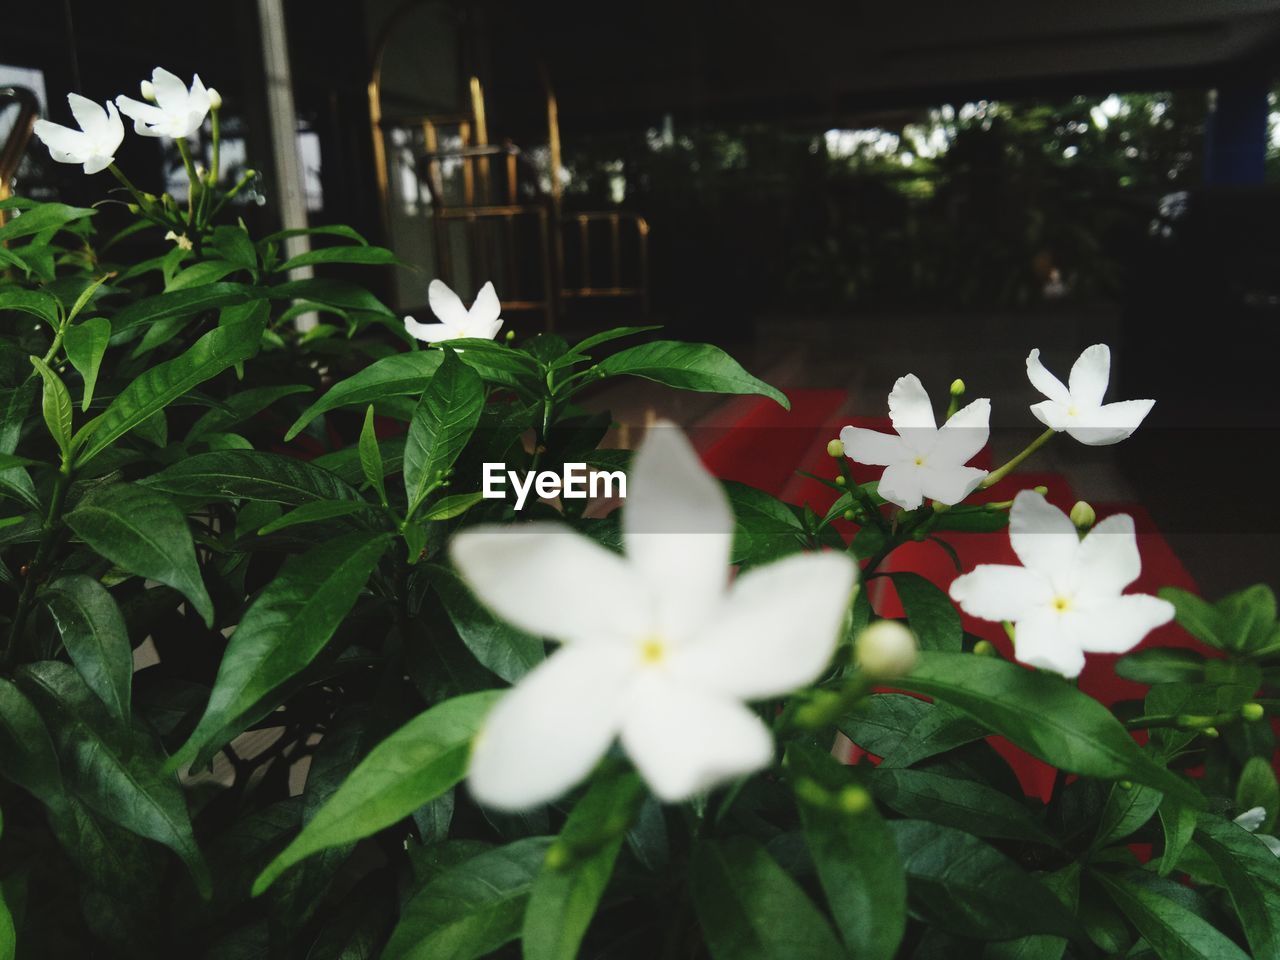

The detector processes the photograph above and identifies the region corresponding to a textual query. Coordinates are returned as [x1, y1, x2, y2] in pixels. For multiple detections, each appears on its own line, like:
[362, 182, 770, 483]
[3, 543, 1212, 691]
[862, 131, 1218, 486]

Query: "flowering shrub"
[2, 73, 1279, 960]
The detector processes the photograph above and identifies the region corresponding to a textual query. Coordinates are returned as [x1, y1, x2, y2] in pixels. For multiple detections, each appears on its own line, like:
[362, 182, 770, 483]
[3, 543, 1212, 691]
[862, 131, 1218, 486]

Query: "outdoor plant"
[2, 70, 1279, 960]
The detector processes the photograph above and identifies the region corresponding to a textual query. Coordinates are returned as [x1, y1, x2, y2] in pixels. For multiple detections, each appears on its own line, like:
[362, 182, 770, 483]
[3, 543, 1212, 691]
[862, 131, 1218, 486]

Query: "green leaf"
[268, 278, 393, 316]
[871, 767, 1058, 845]
[1217, 584, 1278, 654]
[1093, 869, 1250, 960]
[436, 341, 542, 392]
[899, 652, 1201, 805]
[404, 350, 484, 517]
[788, 743, 906, 960]
[691, 835, 844, 960]
[174, 531, 389, 768]
[419, 491, 484, 521]
[17, 661, 210, 897]
[1157, 798, 1198, 878]
[209, 224, 258, 272]
[0, 677, 64, 805]
[41, 574, 132, 724]
[143, 450, 364, 505]
[277, 245, 398, 272]
[75, 314, 263, 465]
[285, 351, 444, 440]
[889, 572, 962, 652]
[1194, 814, 1280, 958]
[381, 837, 551, 960]
[66, 483, 214, 627]
[523, 768, 645, 960]
[1236, 757, 1279, 833]
[261, 224, 369, 247]
[557, 325, 663, 364]
[63, 317, 111, 411]
[1093, 782, 1163, 849]
[725, 481, 807, 566]
[431, 566, 544, 682]
[0, 820, 12, 960]
[166, 259, 242, 291]
[983, 865, 1080, 960]
[0, 202, 94, 242]
[253, 690, 501, 894]
[838, 692, 932, 758]
[358, 405, 387, 504]
[185, 383, 311, 442]
[255, 500, 372, 536]
[0, 289, 59, 324]
[595, 340, 789, 409]
[28, 355, 73, 458]
[108, 282, 253, 342]
[890, 820, 1081, 941]
[1116, 648, 1206, 684]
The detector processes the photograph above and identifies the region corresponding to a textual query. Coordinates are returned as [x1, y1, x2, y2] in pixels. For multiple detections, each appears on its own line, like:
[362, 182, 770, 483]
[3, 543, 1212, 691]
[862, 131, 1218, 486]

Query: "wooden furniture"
[0, 87, 40, 226]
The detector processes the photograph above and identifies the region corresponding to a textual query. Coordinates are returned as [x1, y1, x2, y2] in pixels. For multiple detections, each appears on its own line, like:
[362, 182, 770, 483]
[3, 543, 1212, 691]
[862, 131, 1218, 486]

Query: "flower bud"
[504, 330, 515, 343]
[141, 80, 157, 103]
[1069, 501, 1096, 531]
[949, 378, 965, 397]
[827, 438, 844, 458]
[835, 475, 847, 487]
[1033, 485, 1048, 496]
[208, 88, 223, 110]
[843, 509, 856, 522]
[972, 640, 996, 657]
[838, 784, 871, 815]
[1242, 702, 1266, 722]
[855, 621, 918, 678]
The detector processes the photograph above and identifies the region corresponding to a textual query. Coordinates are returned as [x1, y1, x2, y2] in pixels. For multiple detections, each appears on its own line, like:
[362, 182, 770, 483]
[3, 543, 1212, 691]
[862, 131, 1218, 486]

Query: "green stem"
[980, 428, 1056, 489]
[107, 163, 147, 206]
[175, 138, 202, 250]
[3, 463, 73, 669]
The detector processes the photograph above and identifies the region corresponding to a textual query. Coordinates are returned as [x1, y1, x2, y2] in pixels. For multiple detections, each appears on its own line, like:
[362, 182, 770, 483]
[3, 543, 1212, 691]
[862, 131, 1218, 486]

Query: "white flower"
[1026, 344, 1154, 445]
[855, 620, 918, 678]
[1234, 806, 1280, 856]
[839, 374, 990, 510]
[949, 491, 1173, 678]
[450, 422, 857, 810]
[164, 230, 193, 251]
[32, 94, 124, 175]
[116, 68, 212, 139]
[404, 280, 503, 343]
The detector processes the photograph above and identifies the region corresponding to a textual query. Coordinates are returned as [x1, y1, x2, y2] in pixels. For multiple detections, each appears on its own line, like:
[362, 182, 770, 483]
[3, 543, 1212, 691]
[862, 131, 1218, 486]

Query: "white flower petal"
[428, 279, 469, 327]
[1026, 348, 1070, 404]
[1259, 834, 1280, 858]
[187, 73, 212, 117]
[404, 317, 455, 342]
[1013, 610, 1085, 678]
[1009, 491, 1078, 578]
[483, 317, 504, 340]
[1073, 594, 1173, 654]
[679, 551, 856, 700]
[66, 94, 108, 140]
[839, 425, 908, 467]
[1029, 399, 1070, 432]
[1066, 399, 1154, 446]
[1235, 807, 1267, 833]
[918, 464, 987, 506]
[467, 643, 632, 811]
[103, 102, 124, 151]
[623, 422, 732, 640]
[931, 397, 990, 465]
[888, 374, 937, 434]
[876, 462, 925, 510]
[149, 67, 190, 114]
[33, 120, 89, 161]
[1068, 344, 1111, 409]
[469, 281, 501, 325]
[82, 155, 114, 175]
[621, 677, 773, 802]
[115, 96, 167, 135]
[950, 564, 1053, 622]
[451, 523, 650, 645]
[1074, 513, 1140, 596]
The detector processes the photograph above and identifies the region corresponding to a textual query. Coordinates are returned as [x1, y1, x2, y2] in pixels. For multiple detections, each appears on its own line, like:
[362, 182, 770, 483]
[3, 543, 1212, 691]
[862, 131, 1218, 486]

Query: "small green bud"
[972, 640, 996, 657]
[843, 509, 856, 522]
[835, 475, 847, 487]
[1202, 726, 1220, 738]
[544, 842, 570, 870]
[1069, 501, 1096, 531]
[1118, 780, 1133, 790]
[1033, 485, 1048, 496]
[949, 378, 965, 397]
[856, 621, 919, 678]
[793, 690, 844, 729]
[504, 330, 515, 343]
[208, 88, 223, 110]
[794, 778, 831, 808]
[127, 203, 140, 214]
[1242, 702, 1266, 722]
[838, 784, 872, 815]
[826, 438, 845, 458]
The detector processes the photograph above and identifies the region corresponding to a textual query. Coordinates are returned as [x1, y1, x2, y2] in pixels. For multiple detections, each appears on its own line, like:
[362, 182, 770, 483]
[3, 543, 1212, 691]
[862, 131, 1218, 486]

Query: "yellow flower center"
[638, 636, 667, 665]
[913, 455, 925, 466]
[1052, 596, 1072, 613]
